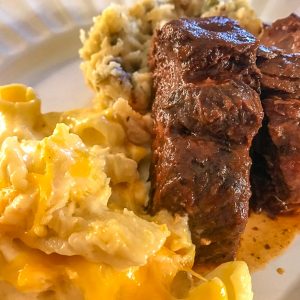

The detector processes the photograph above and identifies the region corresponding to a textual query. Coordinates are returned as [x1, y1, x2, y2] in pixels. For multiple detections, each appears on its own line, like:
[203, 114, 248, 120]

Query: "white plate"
[0, 0, 299, 299]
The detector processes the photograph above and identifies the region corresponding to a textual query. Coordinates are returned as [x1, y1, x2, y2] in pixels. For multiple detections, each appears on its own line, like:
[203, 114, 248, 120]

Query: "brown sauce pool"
[237, 212, 300, 271]
[195, 212, 300, 274]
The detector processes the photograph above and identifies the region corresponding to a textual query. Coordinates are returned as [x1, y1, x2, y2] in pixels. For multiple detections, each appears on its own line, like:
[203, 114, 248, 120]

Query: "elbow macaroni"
[0, 84, 197, 299]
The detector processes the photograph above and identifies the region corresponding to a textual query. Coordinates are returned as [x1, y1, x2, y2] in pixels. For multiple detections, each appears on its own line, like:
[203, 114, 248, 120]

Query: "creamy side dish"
[0, 84, 194, 299]
[0, 0, 261, 299]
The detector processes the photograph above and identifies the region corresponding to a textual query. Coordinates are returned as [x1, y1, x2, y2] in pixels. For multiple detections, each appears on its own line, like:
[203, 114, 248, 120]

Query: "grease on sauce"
[276, 267, 285, 275]
[237, 213, 300, 271]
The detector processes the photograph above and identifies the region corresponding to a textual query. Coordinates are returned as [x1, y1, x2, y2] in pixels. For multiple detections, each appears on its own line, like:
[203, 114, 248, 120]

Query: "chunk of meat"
[252, 14, 300, 215]
[261, 14, 300, 53]
[149, 17, 261, 91]
[257, 47, 300, 96]
[252, 97, 300, 214]
[153, 80, 262, 145]
[149, 17, 263, 263]
[152, 131, 253, 262]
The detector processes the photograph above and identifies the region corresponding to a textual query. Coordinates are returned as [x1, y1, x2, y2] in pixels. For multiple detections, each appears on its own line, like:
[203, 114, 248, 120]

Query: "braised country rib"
[252, 14, 300, 215]
[260, 14, 300, 53]
[149, 17, 263, 263]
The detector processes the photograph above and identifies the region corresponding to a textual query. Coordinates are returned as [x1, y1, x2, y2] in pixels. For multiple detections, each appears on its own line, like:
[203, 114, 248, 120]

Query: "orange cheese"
[0, 247, 235, 300]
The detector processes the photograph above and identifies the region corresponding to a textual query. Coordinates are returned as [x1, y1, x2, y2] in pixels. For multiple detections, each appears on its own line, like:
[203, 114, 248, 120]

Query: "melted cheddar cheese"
[0, 244, 252, 300]
[0, 82, 254, 300]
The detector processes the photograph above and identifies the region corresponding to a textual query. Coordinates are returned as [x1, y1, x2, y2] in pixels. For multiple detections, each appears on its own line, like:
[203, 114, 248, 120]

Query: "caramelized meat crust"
[257, 46, 300, 96]
[261, 14, 300, 53]
[149, 17, 263, 263]
[252, 14, 300, 215]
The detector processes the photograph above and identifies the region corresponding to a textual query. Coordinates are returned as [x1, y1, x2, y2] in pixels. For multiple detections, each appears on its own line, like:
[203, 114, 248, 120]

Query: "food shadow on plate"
[278, 278, 300, 300]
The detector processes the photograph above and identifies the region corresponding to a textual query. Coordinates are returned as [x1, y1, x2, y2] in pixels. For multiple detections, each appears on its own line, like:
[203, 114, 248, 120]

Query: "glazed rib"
[149, 17, 263, 263]
[252, 14, 300, 215]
